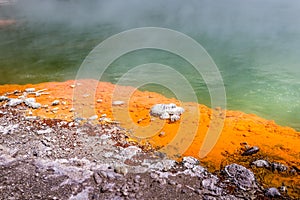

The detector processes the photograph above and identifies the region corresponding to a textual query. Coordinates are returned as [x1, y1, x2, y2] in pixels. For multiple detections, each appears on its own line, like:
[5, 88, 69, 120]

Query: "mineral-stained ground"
[0, 80, 299, 199]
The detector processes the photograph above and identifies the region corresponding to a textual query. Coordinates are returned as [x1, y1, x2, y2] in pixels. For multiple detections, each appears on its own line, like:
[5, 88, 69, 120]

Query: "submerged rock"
[150, 103, 184, 122]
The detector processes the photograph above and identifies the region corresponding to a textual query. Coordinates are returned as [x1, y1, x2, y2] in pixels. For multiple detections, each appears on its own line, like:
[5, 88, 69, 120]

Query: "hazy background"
[0, 0, 300, 130]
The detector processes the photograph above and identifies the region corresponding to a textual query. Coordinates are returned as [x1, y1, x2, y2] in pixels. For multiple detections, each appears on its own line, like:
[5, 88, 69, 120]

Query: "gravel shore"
[0, 106, 294, 199]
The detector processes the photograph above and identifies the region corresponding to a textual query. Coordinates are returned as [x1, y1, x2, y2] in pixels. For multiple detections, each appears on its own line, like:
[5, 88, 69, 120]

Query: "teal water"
[0, 0, 300, 130]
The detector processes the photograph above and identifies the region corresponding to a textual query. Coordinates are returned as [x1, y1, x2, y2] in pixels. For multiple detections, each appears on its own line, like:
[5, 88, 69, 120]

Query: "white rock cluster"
[150, 103, 184, 122]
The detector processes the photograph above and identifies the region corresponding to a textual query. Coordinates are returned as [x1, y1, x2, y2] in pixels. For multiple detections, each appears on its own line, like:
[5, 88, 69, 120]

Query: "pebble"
[150, 172, 159, 179]
[88, 115, 98, 121]
[25, 116, 38, 120]
[182, 156, 200, 169]
[0, 96, 9, 102]
[159, 132, 166, 137]
[265, 187, 281, 197]
[251, 159, 270, 168]
[51, 100, 60, 106]
[24, 98, 35, 104]
[37, 128, 52, 135]
[8, 98, 23, 107]
[51, 107, 59, 112]
[101, 183, 115, 192]
[242, 146, 259, 156]
[114, 165, 128, 176]
[112, 101, 125, 106]
[271, 162, 288, 172]
[25, 88, 35, 93]
[97, 99, 103, 103]
[279, 185, 287, 193]
[170, 114, 180, 122]
[31, 103, 41, 109]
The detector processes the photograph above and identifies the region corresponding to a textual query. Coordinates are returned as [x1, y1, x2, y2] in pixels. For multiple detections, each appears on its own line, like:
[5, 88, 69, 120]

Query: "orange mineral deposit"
[0, 80, 299, 197]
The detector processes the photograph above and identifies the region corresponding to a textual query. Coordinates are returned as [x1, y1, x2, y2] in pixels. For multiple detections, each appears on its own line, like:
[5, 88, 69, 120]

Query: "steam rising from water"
[1, 0, 300, 129]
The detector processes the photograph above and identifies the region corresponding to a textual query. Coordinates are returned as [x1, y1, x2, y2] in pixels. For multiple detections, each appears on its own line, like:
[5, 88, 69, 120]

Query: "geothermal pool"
[0, 0, 300, 130]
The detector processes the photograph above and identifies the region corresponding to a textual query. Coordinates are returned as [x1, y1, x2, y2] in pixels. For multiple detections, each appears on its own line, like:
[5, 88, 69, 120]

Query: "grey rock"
[51, 100, 60, 106]
[224, 164, 257, 190]
[150, 172, 159, 179]
[202, 177, 218, 189]
[271, 162, 288, 172]
[182, 156, 200, 169]
[0, 124, 19, 134]
[101, 183, 115, 192]
[192, 165, 206, 177]
[265, 187, 281, 197]
[93, 172, 103, 184]
[161, 159, 176, 171]
[242, 146, 259, 156]
[251, 159, 270, 168]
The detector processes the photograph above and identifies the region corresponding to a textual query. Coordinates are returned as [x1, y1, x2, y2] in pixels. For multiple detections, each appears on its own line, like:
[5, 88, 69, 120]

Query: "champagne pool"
[1, 0, 300, 130]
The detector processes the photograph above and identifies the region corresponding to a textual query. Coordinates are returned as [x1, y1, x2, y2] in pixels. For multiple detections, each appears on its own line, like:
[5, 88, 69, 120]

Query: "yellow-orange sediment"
[0, 80, 299, 197]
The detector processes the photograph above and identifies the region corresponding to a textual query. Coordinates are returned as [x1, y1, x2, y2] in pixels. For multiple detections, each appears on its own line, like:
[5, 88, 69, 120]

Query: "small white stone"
[8, 98, 23, 107]
[112, 100, 125, 106]
[88, 115, 98, 120]
[97, 99, 103, 103]
[159, 112, 170, 120]
[37, 128, 52, 135]
[29, 102, 41, 109]
[0, 96, 9, 102]
[25, 88, 35, 93]
[170, 114, 180, 122]
[51, 107, 59, 111]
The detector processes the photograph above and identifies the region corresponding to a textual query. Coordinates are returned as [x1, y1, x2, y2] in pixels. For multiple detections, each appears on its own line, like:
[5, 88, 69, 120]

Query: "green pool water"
[0, 0, 300, 130]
